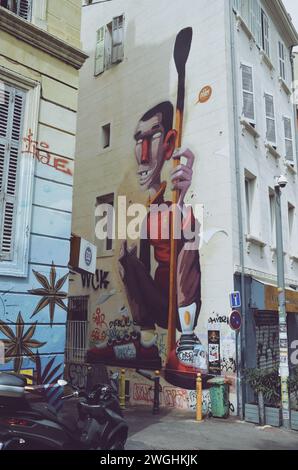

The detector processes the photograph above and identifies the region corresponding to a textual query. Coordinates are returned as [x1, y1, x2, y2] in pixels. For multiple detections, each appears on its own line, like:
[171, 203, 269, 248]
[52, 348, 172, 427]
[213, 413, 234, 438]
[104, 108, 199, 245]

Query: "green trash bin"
[207, 377, 229, 419]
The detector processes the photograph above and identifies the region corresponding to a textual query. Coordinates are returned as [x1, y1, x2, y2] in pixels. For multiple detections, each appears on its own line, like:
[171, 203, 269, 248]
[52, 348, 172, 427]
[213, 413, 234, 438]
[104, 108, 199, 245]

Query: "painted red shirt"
[144, 183, 195, 292]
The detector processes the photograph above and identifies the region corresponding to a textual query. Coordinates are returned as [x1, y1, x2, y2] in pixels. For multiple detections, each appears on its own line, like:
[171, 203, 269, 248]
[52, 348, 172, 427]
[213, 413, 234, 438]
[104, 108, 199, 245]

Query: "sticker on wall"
[196, 85, 212, 104]
[208, 330, 221, 375]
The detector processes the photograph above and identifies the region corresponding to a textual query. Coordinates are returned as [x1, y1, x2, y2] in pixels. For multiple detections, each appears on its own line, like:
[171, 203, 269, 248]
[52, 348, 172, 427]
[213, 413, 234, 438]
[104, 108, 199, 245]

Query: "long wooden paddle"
[167, 27, 193, 359]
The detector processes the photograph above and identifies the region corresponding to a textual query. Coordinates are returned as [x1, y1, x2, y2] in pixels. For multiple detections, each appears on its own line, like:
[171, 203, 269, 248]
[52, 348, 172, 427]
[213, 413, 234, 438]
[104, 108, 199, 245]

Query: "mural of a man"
[118, 101, 203, 370]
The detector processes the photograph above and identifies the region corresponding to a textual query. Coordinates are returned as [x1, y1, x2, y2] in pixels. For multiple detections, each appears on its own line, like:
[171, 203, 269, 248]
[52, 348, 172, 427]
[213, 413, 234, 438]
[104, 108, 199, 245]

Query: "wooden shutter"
[284, 117, 293, 161]
[250, 0, 261, 45]
[233, 0, 241, 12]
[112, 15, 124, 64]
[94, 26, 105, 76]
[240, 0, 249, 23]
[264, 94, 276, 145]
[241, 64, 255, 123]
[0, 84, 25, 261]
[104, 25, 112, 70]
[261, 10, 270, 56]
[17, 0, 32, 21]
[279, 42, 286, 81]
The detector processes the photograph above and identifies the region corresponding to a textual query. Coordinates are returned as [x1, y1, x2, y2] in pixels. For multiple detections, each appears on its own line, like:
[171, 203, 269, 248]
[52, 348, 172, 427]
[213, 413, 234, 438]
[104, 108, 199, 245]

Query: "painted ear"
[163, 130, 177, 161]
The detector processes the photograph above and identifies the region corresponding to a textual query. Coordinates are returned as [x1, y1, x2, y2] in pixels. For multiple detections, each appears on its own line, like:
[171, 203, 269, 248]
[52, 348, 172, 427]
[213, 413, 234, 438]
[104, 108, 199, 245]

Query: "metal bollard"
[119, 369, 126, 409]
[196, 373, 202, 422]
[153, 370, 160, 415]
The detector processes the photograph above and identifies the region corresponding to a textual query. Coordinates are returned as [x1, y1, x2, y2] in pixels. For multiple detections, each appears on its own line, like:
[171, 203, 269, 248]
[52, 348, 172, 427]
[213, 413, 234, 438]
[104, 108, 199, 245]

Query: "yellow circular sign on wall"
[197, 85, 212, 104]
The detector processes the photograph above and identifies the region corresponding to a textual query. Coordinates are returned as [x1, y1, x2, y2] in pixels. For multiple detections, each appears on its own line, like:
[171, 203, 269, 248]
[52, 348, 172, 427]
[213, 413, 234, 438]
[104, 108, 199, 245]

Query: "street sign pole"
[275, 184, 290, 429]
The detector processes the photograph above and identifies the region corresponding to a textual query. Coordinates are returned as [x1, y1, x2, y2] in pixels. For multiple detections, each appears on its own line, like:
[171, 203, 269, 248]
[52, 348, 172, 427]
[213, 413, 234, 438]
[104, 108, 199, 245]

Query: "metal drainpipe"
[228, 0, 246, 420]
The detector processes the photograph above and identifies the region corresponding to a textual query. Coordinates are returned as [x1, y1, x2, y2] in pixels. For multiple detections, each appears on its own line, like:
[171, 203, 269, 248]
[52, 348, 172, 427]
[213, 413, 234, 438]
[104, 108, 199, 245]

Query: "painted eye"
[152, 132, 162, 140]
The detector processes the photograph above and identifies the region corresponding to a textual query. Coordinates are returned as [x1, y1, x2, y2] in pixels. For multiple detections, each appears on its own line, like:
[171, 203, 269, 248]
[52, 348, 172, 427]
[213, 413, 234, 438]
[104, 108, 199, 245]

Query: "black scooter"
[0, 371, 128, 450]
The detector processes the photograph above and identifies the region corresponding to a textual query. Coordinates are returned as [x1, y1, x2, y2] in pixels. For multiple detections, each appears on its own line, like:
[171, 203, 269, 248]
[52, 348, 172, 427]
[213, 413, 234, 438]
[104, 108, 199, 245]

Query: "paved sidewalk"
[124, 406, 298, 451]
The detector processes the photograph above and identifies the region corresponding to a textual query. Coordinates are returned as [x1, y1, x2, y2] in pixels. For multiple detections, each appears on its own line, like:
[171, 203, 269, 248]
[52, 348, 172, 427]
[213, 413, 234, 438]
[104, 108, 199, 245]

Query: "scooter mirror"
[57, 379, 68, 387]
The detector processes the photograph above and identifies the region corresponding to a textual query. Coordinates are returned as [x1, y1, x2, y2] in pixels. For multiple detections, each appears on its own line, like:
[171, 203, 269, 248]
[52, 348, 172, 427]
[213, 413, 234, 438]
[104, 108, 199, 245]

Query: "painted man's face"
[134, 113, 165, 190]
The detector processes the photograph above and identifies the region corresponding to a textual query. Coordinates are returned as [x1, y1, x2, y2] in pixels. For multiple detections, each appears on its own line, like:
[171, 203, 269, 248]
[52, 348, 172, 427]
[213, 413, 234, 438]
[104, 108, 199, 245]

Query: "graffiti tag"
[208, 313, 229, 325]
[68, 363, 89, 390]
[81, 269, 110, 290]
[22, 129, 73, 177]
[133, 383, 154, 403]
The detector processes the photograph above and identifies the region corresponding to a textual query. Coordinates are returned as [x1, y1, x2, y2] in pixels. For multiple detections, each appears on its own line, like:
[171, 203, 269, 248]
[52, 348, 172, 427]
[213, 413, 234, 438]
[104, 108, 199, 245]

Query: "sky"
[282, 0, 298, 31]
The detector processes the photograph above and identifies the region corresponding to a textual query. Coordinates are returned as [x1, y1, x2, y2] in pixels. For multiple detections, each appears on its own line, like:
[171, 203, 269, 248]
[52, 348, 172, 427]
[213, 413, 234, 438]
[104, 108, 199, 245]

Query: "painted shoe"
[176, 334, 207, 371]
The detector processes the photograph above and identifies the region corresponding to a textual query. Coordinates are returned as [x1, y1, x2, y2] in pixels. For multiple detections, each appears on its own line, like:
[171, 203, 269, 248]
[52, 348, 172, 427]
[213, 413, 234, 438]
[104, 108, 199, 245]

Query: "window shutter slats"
[0, 84, 25, 261]
[1, 201, 15, 256]
[279, 42, 286, 81]
[264, 94, 276, 145]
[112, 15, 124, 64]
[261, 10, 270, 57]
[17, 0, 32, 21]
[0, 89, 10, 139]
[11, 93, 24, 141]
[6, 146, 19, 197]
[242, 65, 255, 122]
[0, 143, 5, 193]
[284, 117, 293, 161]
[249, 0, 261, 45]
[243, 93, 254, 121]
[94, 26, 105, 76]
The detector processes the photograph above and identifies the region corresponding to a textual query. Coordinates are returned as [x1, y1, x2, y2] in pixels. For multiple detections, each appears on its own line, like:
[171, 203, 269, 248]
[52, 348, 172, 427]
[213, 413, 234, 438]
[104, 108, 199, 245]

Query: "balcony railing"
[65, 321, 89, 364]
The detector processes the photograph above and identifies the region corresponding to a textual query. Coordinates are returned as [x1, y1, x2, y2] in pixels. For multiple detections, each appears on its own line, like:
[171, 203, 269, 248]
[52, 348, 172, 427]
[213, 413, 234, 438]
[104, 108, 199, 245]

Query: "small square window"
[102, 123, 111, 149]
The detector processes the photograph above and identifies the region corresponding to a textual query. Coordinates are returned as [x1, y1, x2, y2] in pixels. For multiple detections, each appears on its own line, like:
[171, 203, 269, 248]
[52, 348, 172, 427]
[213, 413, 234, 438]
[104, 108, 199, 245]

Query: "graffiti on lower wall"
[131, 382, 211, 414]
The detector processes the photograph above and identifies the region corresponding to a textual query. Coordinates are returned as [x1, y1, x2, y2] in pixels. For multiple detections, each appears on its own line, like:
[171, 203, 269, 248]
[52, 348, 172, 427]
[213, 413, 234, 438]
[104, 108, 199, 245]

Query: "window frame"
[245, 177, 252, 235]
[283, 115, 294, 163]
[0, 67, 40, 277]
[261, 8, 270, 57]
[0, 0, 33, 21]
[240, 62, 256, 126]
[94, 14, 124, 76]
[264, 92, 276, 147]
[278, 41, 286, 81]
[249, 0, 261, 46]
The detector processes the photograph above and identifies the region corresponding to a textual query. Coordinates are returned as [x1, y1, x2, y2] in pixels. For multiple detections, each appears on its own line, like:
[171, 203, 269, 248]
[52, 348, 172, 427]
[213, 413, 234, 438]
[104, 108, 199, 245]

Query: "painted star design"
[28, 262, 68, 326]
[0, 312, 47, 373]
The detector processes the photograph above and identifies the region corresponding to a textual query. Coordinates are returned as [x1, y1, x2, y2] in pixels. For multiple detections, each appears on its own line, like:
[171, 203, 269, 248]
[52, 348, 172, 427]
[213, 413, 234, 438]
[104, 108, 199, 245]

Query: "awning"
[252, 277, 298, 314]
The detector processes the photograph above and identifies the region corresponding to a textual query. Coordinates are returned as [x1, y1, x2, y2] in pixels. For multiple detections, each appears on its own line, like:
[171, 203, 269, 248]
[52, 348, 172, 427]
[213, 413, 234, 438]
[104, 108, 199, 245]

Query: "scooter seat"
[0, 373, 26, 398]
[30, 402, 79, 434]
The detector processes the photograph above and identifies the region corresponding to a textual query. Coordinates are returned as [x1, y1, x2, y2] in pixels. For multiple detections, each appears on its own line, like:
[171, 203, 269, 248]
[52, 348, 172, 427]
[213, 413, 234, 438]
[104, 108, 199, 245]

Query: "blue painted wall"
[0, 127, 73, 404]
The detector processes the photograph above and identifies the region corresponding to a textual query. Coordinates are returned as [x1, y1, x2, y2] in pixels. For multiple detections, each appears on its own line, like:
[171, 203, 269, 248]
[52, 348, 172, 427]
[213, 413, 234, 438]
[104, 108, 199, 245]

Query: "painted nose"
[141, 138, 150, 164]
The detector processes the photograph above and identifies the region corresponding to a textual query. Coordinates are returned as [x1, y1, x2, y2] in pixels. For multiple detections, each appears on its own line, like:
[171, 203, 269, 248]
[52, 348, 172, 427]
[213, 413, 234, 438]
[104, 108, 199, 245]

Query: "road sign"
[229, 310, 242, 331]
[230, 291, 241, 309]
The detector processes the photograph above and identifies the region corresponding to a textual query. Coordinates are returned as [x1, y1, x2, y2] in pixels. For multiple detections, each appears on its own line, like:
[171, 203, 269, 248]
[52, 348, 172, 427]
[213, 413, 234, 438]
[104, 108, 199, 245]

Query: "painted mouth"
[137, 165, 157, 186]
